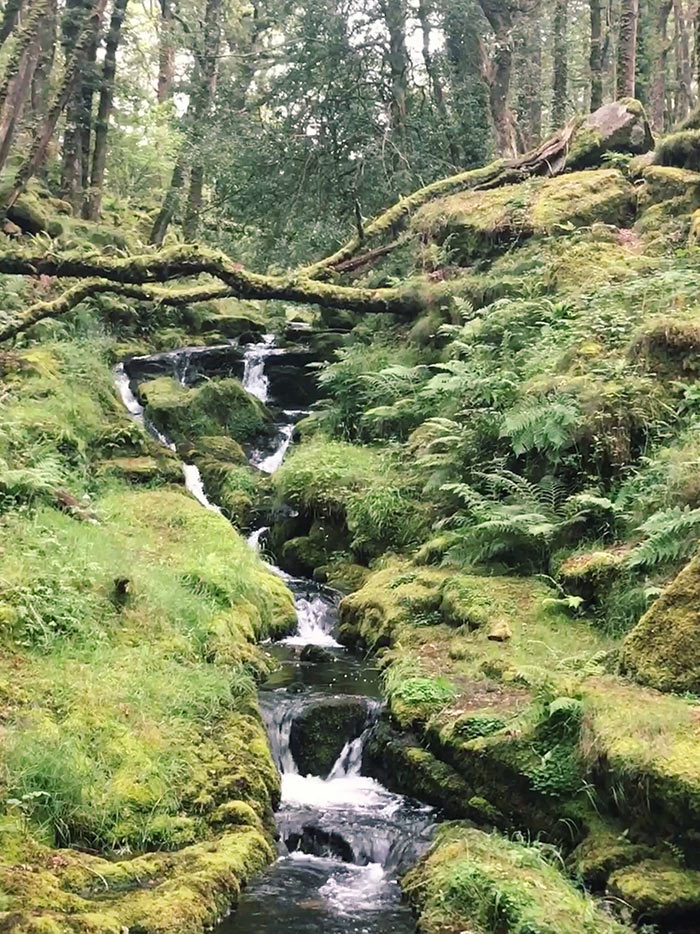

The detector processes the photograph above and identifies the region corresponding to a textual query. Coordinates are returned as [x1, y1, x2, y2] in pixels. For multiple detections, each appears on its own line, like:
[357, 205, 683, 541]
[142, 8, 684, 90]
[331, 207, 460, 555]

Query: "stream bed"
[116, 334, 436, 933]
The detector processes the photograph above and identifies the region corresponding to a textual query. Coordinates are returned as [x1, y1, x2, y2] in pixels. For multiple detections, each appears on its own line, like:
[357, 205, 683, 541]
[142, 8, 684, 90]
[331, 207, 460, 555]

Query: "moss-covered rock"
[566, 827, 655, 890]
[403, 824, 633, 934]
[629, 314, 700, 379]
[314, 561, 369, 594]
[608, 859, 700, 924]
[289, 696, 371, 777]
[656, 128, 700, 171]
[621, 553, 700, 693]
[411, 170, 635, 262]
[363, 718, 474, 818]
[556, 549, 628, 608]
[140, 376, 272, 448]
[567, 99, 654, 170]
[100, 455, 183, 484]
[640, 164, 700, 207]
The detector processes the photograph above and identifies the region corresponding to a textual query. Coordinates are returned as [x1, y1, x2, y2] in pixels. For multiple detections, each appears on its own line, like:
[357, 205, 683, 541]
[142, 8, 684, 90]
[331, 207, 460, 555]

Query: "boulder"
[299, 644, 335, 663]
[608, 860, 700, 924]
[289, 696, 371, 777]
[567, 99, 654, 169]
[621, 553, 700, 694]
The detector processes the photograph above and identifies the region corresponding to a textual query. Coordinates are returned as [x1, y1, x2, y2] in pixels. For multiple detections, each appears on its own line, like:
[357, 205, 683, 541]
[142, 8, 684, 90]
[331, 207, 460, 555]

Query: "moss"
[629, 313, 700, 379]
[363, 718, 474, 818]
[289, 697, 370, 777]
[403, 824, 632, 934]
[140, 376, 272, 447]
[314, 561, 369, 594]
[556, 549, 628, 609]
[0, 189, 50, 234]
[620, 553, 700, 693]
[412, 170, 635, 263]
[440, 577, 493, 629]
[640, 164, 700, 207]
[608, 860, 700, 924]
[566, 826, 655, 890]
[656, 128, 700, 170]
[100, 455, 183, 484]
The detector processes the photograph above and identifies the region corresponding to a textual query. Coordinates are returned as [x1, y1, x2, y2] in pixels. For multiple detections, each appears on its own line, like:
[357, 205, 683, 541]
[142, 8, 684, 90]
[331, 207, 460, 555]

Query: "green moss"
[641, 164, 700, 207]
[608, 860, 700, 924]
[411, 170, 635, 262]
[403, 824, 632, 934]
[556, 549, 628, 609]
[629, 313, 700, 379]
[140, 376, 272, 447]
[621, 553, 700, 693]
[656, 128, 700, 170]
[289, 697, 369, 777]
[566, 827, 654, 890]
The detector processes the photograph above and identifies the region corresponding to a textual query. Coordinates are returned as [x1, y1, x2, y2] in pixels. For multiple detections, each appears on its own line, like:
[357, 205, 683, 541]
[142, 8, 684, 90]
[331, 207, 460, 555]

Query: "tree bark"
[157, 0, 175, 102]
[1, 0, 109, 216]
[673, 0, 692, 121]
[514, 6, 542, 149]
[181, 0, 221, 239]
[476, 0, 520, 158]
[150, 149, 188, 244]
[589, 0, 604, 109]
[30, 0, 57, 123]
[417, 0, 445, 114]
[83, 0, 128, 220]
[379, 0, 409, 133]
[0, 0, 45, 171]
[617, 0, 639, 97]
[650, 0, 672, 130]
[551, 0, 568, 128]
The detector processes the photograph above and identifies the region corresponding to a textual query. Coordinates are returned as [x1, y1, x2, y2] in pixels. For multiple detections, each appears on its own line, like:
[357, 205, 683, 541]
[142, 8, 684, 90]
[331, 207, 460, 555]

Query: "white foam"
[182, 463, 222, 514]
[281, 773, 402, 812]
[283, 595, 341, 647]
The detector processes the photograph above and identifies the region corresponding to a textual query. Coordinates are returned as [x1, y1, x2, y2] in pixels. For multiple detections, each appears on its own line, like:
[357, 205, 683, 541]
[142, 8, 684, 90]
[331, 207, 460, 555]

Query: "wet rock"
[286, 825, 354, 863]
[289, 696, 370, 778]
[299, 644, 335, 663]
[568, 99, 654, 169]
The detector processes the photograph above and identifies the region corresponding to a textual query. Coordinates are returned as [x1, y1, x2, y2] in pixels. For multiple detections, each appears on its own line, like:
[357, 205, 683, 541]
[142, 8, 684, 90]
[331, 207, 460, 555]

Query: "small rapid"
[116, 336, 435, 932]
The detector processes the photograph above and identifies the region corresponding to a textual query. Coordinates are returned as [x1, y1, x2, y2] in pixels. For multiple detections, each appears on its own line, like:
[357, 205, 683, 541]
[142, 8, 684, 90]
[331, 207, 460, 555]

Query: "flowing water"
[116, 338, 436, 933]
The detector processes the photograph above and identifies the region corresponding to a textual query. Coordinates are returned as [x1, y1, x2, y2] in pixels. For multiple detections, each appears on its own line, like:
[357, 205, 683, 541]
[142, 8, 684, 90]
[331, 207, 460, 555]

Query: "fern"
[627, 506, 700, 568]
[501, 396, 581, 459]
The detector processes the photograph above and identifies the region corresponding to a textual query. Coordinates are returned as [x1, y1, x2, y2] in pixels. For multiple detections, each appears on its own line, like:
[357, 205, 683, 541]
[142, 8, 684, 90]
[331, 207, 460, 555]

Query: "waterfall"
[242, 333, 276, 402]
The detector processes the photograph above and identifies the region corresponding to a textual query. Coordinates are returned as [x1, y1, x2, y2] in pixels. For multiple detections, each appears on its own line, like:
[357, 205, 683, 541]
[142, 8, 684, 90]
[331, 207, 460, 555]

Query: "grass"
[404, 823, 632, 934]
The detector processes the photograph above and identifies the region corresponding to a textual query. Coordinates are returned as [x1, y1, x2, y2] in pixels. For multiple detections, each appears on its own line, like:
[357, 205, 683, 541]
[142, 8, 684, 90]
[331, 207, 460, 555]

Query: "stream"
[115, 335, 436, 933]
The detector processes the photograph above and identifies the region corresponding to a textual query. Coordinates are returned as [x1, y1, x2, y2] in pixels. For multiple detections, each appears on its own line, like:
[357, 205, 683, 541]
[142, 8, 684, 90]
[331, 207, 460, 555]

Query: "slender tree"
[617, 0, 639, 96]
[551, 0, 568, 127]
[0, 0, 109, 216]
[83, 0, 129, 219]
[650, 0, 672, 129]
[157, 0, 175, 102]
[477, 0, 521, 157]
[589, 0, 604, 108]
[379, 0, 410, 133]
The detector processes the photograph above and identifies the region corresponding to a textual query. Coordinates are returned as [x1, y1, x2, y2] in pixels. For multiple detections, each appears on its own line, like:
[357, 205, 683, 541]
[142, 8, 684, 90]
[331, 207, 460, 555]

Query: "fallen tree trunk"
[0, 245, 442, 342]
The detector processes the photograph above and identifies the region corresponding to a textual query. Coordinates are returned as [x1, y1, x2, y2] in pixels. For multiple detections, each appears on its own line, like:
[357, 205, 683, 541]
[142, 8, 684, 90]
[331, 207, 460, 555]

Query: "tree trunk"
[417, 0, 445, 113]
[650, 0, 672, 130]
[477, 0, 519, 158]
[78, 31, 99, 193]
[181, 0, 221, 239]
[514, 6, 543, 149]
[551, 0, 568, 128]
[617, 0, 638, 97]
[673, 0, 692, 120]
[60, 0, 89, 209]
[30, 0, 57, 122]
[150, 150, 187, 245]
[379, 0, 409, 133]
[83, 0, 128, 220]
[589, 0, 603, 109]
[1, 0, 109, 216]
[157, 0, 175, 102]
[0, 25, 41, 173]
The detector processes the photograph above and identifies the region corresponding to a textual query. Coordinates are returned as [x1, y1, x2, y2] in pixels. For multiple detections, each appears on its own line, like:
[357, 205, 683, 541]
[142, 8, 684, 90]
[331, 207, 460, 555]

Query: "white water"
[246, 526, 269, 550]
[242, 333, 276, 402]
[283, 595, 341, 648]
[182, 463, 222, 514]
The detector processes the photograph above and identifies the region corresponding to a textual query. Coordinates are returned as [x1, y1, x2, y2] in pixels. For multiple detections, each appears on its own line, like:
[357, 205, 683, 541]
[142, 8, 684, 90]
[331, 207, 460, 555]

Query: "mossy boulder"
[629, 314, 700, 379]
[640, 164, 700, 208]
[557, 549, 627, 608]
[411, 170, 635, 262]
[567, 828, 655, 890]
[608, 860, 700, 924]
[403, 824, 633, 934]
[363, 717, 473, 818]
[101, 455, 183, 485]
[656, 128, 700, 171]
[288, 696, 371, 777]
[2, 190, 50, 234]
[314, 561, 369, 594]
[440, 576, 493, 629]
[140, 376, 272, 447]
[567, 99, 653, 170]
[621, 553, 700, 693]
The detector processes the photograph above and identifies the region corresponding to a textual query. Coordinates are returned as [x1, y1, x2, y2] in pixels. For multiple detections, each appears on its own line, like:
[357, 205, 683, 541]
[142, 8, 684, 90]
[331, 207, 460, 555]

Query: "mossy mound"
[0, 824, 274, 934]
[100, 454, 183, 485]
[556, 549, 628, 609]
[640, 164, 700, 208]
[566, 827, 655, 890]
[403, 824, 632, 934]
[629, 314, 700, 379]
[411, 169, 635, 262]
[656, 128, 700, 171]
[621, 553, 700, 693]
[289, 696, 371, 777]
[608, 859, 700, 924]
[566, 99, 653, 170]
[140, 376, 272, 448]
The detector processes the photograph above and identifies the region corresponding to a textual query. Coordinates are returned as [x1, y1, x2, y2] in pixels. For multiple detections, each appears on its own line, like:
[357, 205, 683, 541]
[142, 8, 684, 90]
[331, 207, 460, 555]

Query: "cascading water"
[117, 337, 435, 932]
